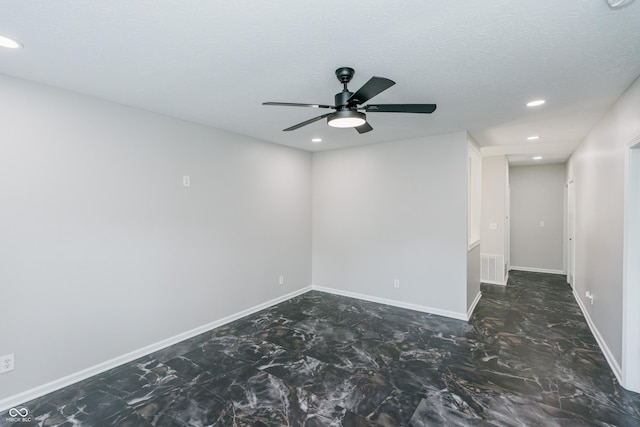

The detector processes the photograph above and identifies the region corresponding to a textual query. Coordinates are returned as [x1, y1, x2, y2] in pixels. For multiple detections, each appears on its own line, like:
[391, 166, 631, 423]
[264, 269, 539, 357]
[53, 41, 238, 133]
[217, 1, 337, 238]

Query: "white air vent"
[481, 254, 506, 285]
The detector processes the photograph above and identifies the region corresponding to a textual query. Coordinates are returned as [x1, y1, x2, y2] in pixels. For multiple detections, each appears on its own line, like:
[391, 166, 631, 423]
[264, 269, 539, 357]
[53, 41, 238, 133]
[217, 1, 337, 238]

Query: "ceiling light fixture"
[527, 136, 540, 141]
[311, 138, 322, 143]
[533, 156, 543, 160]
[526, 99, 546, 107]
[327, 110, 366, 128]
[0, 35, 22, 49]
[605, 0, 635, 9]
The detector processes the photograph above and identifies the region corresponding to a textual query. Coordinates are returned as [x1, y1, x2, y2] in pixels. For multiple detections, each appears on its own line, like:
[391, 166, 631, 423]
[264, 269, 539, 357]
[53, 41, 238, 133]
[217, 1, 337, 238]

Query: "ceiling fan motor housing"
[335, 90, 353, 108]
[334, 67, 356, 107]
[335, 67, 355, 84]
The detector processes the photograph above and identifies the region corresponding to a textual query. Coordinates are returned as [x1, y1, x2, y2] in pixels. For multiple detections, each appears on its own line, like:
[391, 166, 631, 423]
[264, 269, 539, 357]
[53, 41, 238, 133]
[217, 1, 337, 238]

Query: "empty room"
[1, 1, 640, 426]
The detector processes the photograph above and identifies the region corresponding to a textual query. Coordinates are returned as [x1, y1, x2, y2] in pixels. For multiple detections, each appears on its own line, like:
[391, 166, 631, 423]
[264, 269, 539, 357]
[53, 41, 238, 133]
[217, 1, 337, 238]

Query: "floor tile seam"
[123, 382, 184, 411]
[164, 380, 235, 414]
[104, 405, 155, 426]
[359, 392, 413, 427]
[65, 385, 143, 416]
[136, 393, 229, 427]
[556, 396, 640, 426]
[197, 369, 336, 424]
[558, 387, 640, 413]
[180, 353, 251, 378]
[28, 402, 106, 426]
[466, 370, 569, 398]
[47, 391, 138, 423]
[168, 364, 228, 389]
[252, 348, 423, 416]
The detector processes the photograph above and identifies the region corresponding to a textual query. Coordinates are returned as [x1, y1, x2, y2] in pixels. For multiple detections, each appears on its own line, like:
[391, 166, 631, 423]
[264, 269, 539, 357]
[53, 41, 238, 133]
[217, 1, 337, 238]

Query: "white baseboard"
[481, 279, 506, 286]
[466, 291, 482, 320]
[572, 288, 623, 385]
[311, 285, 468, 321]
[510, 266, 564, 275]
[465, 292, 482, 322]
[0, 285, 312, 412]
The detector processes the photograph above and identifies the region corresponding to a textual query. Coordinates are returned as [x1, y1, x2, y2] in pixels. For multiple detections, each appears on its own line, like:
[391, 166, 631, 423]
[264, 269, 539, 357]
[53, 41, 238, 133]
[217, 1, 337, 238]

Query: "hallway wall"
[509, 164, 565, 273]
[567, 75, 640, 382]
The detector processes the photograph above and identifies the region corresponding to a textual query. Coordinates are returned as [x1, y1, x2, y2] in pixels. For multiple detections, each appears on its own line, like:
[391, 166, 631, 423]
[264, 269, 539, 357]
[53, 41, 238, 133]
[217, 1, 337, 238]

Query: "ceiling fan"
[263, 67, 437, 134]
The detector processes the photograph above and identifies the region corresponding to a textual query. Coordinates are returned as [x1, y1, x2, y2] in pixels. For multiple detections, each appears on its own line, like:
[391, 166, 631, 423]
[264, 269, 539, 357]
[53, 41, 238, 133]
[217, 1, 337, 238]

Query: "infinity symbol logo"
[9, 407, 29, 417]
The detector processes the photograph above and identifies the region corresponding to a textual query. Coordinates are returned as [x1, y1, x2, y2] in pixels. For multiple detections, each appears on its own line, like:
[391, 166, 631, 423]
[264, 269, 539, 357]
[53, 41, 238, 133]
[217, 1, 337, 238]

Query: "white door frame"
[567, 180, 576, 288]
[505, 161, 511, 281]
[622, 135, 640, 393]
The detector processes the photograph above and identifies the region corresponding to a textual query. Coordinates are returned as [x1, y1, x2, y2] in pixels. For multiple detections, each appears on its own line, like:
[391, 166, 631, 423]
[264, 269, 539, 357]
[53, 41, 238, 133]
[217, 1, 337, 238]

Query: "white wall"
[0, 75, 312, 402]
[567, 75, 640, 380]
[481, 156, 508, 256]
[481, 155, 509, 284]
[312, 133, 470, 318]
[466, 244, 481, 314]
[509, 164, 565, 273]
[466, 138, 482, 312]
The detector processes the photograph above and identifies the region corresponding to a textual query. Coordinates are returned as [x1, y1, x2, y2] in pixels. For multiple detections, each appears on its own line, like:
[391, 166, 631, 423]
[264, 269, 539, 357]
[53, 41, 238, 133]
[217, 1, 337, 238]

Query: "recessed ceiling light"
[527, 136, 540, 141]
[527, 99, 546, 107]
[533, 156, 543, 160]
[311, 138, 322, 143]
[0, 35, 22, 49]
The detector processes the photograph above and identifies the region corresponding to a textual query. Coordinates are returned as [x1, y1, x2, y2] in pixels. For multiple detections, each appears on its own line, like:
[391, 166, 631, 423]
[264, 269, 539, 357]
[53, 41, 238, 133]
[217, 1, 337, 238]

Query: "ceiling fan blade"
[365, 104, 437, 113]
[283, 113, 332, 131]
[355, 122, 373, 134]
[347, 77, 395, 106]
[263, 102, 334, 109]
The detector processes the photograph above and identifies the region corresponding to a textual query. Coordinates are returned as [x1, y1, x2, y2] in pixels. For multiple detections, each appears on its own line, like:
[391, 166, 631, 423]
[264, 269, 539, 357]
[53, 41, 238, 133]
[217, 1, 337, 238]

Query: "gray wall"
[509, 164, 565, 272]
[0, 75, 312, 401]
[567, 76, 640, 370]
[312, 133, 470, 317]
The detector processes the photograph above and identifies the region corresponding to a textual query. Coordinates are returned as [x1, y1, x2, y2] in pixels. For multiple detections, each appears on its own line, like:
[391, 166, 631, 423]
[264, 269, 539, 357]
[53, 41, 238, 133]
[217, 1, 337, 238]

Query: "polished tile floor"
[4, 271, 640, 426]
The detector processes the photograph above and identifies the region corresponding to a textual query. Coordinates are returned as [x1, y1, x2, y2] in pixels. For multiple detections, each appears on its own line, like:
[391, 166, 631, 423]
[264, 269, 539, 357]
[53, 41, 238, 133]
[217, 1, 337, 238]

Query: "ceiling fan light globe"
[327, 110, 366, 128]
[328, 117, 366, 128]
[606, 0, 635, 8]
[0, 35, 22, 49]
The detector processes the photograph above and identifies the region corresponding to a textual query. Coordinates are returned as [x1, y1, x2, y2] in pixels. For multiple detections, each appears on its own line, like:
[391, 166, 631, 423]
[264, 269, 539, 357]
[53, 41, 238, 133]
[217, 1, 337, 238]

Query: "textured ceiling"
[1, 1, 640, 163]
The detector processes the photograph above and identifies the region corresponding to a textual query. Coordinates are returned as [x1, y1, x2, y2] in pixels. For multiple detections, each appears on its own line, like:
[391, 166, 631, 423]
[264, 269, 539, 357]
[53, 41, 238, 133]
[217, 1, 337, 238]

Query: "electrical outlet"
[0, 353, 14, 373]
[393, 279, 400, 288]
[279, 275, 284, 285]
[182, 176, 191, 187]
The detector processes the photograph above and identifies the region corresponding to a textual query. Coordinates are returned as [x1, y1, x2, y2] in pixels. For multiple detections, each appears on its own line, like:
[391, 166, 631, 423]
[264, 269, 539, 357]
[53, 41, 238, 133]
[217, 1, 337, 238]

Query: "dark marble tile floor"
[3, 271, 640, 426]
